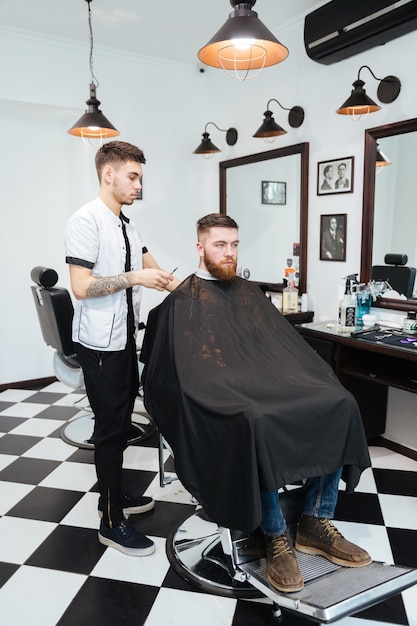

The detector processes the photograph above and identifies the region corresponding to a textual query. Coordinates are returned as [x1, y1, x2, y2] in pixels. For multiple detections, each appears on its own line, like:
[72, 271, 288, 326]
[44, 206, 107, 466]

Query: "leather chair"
[372, 253, 416, 298]
[30, 266, 155, 449]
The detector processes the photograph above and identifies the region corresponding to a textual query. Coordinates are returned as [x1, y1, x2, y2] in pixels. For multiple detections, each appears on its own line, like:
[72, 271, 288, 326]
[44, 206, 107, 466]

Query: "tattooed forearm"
[85, 274, 133, 297]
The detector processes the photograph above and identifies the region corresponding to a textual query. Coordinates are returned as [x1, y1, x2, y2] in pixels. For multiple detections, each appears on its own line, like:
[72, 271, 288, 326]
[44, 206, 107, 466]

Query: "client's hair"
[197, 213, 239, 239]
[95, 141, 146, 181]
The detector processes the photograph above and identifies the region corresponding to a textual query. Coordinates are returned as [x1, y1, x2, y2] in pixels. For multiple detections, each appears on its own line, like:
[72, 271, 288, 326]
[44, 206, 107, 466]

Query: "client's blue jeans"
[260, 468, 343, 537]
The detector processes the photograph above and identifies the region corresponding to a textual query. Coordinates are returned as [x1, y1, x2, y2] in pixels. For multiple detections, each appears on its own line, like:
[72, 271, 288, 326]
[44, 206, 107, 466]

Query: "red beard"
[204, 254, 237, 282]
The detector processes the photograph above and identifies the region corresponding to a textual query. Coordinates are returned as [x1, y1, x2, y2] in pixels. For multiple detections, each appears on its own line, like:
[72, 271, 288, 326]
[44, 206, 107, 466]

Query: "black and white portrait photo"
[317, 157, 354, 195]
[320, 214, 346, 261]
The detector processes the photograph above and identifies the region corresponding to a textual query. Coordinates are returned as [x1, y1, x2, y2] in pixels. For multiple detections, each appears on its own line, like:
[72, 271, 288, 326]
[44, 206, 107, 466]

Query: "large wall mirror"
[219, 142, 309, 295]
[361, 118, 417, 312]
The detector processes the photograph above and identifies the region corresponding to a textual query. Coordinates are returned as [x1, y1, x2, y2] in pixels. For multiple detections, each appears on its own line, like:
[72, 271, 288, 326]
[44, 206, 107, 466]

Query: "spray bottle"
[338, 274, 358, 332]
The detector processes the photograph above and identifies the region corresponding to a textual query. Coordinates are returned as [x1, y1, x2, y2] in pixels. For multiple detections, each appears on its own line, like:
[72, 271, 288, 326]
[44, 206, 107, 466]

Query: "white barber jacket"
[65, 197, 144, 351]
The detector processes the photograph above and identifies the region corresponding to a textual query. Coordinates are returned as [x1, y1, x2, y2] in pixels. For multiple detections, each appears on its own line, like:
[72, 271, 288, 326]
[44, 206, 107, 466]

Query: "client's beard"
[204, 255, 237, 282]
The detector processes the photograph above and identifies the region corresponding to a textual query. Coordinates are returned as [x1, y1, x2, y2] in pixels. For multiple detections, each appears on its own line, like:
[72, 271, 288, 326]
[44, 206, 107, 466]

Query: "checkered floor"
[0, 382, 417, 626]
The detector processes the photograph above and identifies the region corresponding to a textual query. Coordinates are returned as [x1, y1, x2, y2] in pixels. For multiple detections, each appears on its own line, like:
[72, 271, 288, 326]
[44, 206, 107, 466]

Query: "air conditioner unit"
[304, 0, 417, 65]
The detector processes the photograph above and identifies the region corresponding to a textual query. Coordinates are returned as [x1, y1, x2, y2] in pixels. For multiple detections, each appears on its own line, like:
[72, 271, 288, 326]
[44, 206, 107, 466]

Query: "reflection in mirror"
[361, 118, 417, 312]
[219, 143, 309, 295]
[374, 134, 417, 273]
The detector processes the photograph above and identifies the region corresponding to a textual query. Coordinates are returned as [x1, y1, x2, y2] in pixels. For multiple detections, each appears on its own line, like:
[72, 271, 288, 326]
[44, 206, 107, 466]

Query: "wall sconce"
[68, 0, 119, 145]
[336, 65, 401, 120]
[376, 142, 391, 171]
[253, 98, 305, 142]
[193, 122, 238, 156]
[198, 0, 288, 81]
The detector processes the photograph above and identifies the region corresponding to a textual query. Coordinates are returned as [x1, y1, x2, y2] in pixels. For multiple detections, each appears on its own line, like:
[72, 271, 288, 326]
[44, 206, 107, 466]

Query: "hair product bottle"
[338, 277, 357, 332]
[283, 278, 299, 314]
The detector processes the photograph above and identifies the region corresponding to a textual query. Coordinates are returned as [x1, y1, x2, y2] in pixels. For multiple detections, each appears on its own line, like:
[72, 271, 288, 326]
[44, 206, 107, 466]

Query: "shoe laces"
[271, 534, 293, 559]
[319, 518, 343, 540]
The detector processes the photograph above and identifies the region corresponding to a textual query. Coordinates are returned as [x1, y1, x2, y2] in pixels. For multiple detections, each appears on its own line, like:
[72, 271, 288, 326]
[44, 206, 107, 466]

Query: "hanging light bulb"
[68, 0, 120, 146]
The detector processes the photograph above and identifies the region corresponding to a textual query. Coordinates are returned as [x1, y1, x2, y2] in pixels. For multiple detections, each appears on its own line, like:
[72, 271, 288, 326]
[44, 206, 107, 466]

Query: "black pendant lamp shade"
[253, 98, 304, 139]
[198, 1, 288, 79]
[68, 83, 119, 139]
[376, 143, 391, 168]
[68, 0, 119, 141]
[336, 66, 401, 119]
[193, 122, 238, 154]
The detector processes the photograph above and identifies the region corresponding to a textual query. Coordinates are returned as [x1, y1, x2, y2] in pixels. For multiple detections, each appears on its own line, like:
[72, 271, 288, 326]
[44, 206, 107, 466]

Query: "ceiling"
[0, 0, 325, 66]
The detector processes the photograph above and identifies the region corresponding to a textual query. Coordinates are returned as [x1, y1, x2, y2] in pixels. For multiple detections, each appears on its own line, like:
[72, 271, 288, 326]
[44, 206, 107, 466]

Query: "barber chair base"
[60, 414, 96, 449]
[166, 508, 263, 599]
[167, 509, 417, 623]
[60, 410, 155, 450]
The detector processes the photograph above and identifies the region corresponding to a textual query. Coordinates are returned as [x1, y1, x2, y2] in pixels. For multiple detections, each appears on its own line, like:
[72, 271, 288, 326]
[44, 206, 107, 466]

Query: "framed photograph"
[320, 214, 346, 261]
[317, 156, 354, 195]
[261, 180, 286, 205]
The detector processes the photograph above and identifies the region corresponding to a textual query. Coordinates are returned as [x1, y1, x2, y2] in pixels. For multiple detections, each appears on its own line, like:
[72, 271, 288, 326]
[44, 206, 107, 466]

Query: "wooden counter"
[297, 321, 417, 457]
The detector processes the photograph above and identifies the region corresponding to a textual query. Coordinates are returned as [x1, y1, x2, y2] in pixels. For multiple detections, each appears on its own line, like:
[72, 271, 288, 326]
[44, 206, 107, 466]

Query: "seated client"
[141, 213, 372, 593]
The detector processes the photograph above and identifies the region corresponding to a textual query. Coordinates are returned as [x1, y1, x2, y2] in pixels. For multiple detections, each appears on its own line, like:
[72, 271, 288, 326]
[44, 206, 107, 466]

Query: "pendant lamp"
[198, 1, 288, 81]
[68, 0, 120, 145]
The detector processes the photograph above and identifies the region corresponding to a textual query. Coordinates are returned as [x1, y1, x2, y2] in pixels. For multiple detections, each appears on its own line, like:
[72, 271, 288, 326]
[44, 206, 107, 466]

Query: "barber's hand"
[135, 268, 174, 291]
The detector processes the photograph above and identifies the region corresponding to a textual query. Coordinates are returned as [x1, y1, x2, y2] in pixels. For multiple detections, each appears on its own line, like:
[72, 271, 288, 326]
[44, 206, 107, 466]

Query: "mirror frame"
[361, 117, 417, 312]
[219, 142, 309, 295]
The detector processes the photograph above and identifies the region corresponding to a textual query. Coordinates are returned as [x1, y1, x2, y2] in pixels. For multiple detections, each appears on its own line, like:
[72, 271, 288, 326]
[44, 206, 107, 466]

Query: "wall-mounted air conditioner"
[304, 0, 417, 65]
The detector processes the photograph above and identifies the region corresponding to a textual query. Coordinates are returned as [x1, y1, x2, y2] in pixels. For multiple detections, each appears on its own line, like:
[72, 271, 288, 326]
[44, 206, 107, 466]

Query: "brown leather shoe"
[265, 531, 304, 593]
[295, 515, 372, 567]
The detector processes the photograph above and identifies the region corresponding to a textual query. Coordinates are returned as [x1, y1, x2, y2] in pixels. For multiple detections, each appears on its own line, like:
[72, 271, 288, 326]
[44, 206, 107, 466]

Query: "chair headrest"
[31, 266, 59, 288]
[384, 253, 408, 266]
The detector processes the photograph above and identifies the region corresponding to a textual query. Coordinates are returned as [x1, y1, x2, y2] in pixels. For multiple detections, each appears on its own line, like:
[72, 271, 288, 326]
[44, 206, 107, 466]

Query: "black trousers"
[76, 335, 139, 527]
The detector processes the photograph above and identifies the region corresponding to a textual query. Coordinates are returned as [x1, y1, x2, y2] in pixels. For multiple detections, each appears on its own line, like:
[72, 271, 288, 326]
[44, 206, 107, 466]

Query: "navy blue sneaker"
[98, 519, 155, 556]
[98, 493, 155, 518]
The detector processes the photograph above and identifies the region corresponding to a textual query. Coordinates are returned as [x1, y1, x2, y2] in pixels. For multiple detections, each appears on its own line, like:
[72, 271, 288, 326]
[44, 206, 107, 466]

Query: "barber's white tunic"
[65, 197, 144, 351]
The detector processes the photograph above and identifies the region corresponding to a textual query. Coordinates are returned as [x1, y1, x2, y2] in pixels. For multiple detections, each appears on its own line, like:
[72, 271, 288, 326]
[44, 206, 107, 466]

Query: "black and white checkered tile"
[1, 382, 417, 626]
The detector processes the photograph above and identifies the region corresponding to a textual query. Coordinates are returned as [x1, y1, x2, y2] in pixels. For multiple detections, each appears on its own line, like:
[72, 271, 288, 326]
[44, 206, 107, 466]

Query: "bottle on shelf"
[338, 276, 357, 332]
[403, 311, 417, 334]
[283, 278, 299, 314]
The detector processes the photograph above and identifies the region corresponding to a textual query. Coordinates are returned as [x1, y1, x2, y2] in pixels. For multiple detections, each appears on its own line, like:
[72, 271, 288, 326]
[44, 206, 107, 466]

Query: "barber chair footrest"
[166, 510, 417, 621]
[240, 555, 417, 623]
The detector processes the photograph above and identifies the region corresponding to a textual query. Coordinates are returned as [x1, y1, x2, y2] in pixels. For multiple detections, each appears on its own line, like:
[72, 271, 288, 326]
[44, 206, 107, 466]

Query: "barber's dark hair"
[95, 141, 146, 180]
[197, 213, 239, 238]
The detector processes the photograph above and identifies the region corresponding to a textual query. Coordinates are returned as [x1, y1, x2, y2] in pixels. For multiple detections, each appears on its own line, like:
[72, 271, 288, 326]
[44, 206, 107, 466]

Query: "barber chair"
[30, 266, 155, 449]
[158, 442, 417, 623]
[372, 253, 416, 298]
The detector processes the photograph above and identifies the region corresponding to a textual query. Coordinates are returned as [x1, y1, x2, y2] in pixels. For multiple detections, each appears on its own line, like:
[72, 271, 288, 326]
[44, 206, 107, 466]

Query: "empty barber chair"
[372, 253, 416, 299]
[30, 266, 155, 449]
[159, 444, 417, 623]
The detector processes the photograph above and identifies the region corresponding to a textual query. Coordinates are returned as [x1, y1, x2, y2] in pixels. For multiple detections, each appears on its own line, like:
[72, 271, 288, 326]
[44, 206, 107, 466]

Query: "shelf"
[339, 366, 417, 394]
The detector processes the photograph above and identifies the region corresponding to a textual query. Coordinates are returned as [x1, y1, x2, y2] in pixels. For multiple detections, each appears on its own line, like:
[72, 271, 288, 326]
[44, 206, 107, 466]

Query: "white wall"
[1, 19, 417, 389]
[0, 30, 212, 384]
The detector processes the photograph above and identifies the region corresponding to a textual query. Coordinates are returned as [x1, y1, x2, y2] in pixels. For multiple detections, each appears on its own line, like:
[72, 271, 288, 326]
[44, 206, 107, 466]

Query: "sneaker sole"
[98, 499, 155, 518]
[98, 532, 156, 557]
[295, 542, 372, 568]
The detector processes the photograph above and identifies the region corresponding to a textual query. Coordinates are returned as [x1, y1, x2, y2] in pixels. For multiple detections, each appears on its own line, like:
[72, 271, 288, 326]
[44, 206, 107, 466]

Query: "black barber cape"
[140, 274, 370, 532]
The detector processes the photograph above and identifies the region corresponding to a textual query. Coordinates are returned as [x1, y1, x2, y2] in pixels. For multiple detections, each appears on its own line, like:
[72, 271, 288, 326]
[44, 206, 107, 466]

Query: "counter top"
[299, 320, 417, 360]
